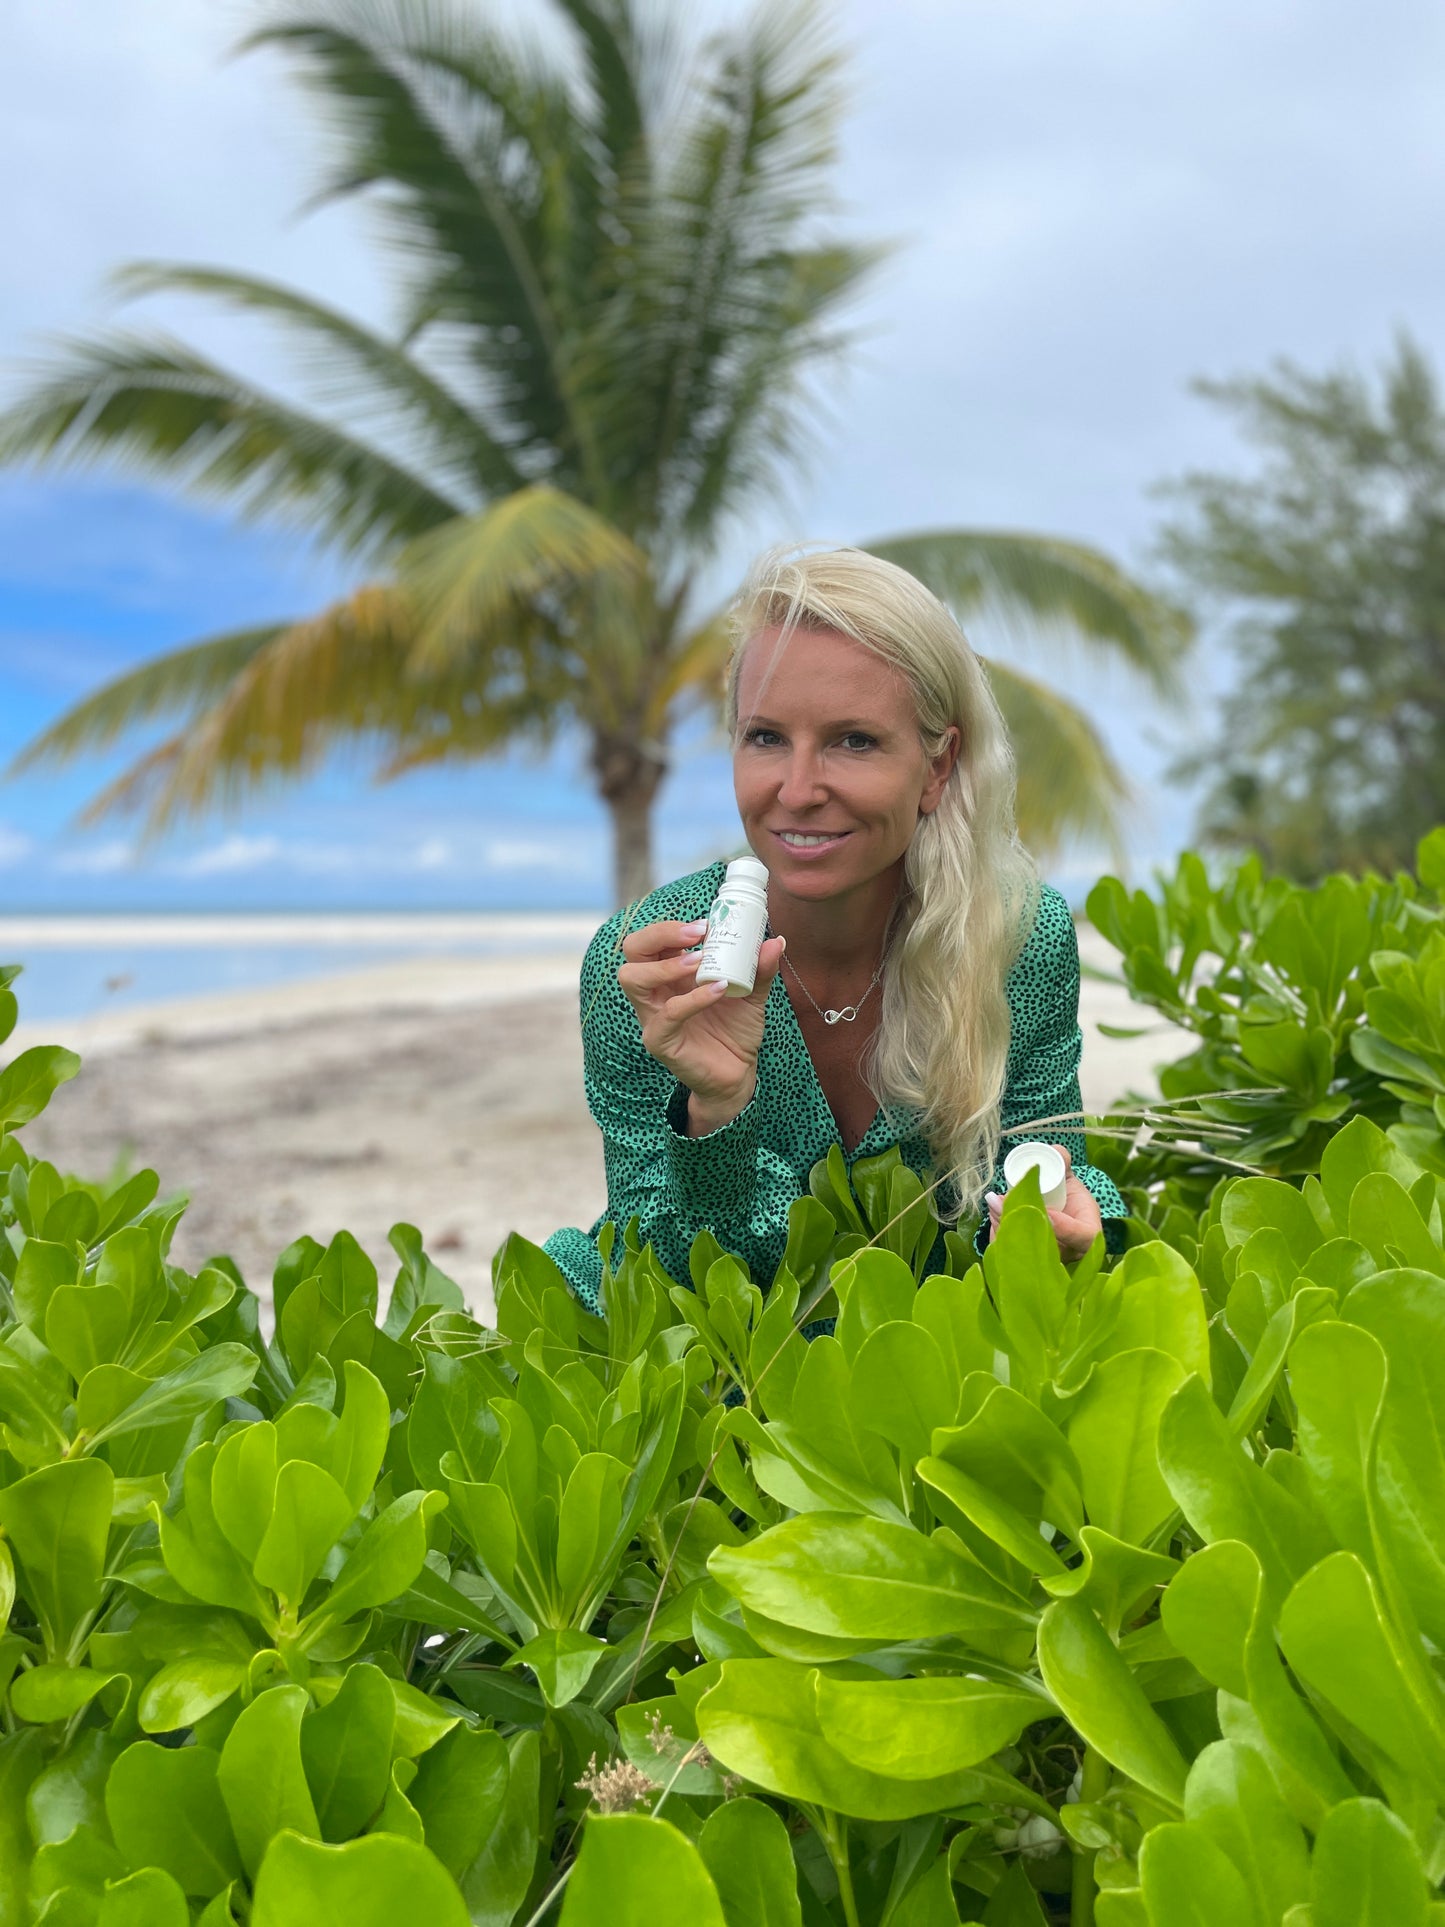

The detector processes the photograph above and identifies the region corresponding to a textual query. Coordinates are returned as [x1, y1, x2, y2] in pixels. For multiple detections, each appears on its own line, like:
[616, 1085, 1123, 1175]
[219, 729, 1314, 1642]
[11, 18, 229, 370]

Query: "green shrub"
[1086, 828, 1445, 1239]
[3, 919, 1445, 1924]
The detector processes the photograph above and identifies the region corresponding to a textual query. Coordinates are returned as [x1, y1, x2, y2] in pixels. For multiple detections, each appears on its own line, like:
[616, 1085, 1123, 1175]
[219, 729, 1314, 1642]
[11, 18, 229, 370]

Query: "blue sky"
[4, 0, 1444, 911]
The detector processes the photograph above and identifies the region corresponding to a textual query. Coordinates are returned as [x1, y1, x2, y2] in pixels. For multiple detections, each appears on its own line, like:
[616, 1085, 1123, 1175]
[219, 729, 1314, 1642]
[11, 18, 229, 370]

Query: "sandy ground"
[12, 929, 1191, 1324]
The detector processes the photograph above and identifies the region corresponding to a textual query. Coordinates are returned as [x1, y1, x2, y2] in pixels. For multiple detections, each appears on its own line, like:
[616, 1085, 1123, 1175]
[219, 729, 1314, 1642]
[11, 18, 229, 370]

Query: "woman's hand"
[616, 919, 786, 1134]
[986, 1145, 1104, 1262]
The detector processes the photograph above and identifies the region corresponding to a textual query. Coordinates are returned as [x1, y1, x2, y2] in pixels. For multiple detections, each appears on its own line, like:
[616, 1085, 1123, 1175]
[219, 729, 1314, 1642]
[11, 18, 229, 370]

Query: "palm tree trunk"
[590, 727, 669, 908]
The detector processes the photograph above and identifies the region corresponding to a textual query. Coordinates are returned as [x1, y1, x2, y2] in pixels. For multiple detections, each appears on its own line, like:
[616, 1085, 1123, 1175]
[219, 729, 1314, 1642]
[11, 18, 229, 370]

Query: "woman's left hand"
[986, 1146, 1103, 1262]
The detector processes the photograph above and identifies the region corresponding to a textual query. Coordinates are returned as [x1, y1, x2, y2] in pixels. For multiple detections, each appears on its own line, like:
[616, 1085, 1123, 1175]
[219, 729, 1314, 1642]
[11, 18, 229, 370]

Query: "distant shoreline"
[0, 911, 601, 947]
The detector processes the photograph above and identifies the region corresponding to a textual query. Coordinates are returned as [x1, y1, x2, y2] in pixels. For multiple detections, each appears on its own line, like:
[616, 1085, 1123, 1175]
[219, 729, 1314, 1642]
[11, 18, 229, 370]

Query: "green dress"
[544, 862, 1127, 1313]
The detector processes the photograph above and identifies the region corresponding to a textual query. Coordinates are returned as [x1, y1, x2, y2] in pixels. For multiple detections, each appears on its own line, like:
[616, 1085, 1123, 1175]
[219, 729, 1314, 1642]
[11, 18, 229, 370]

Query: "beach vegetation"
[1156, 334, 1445, 879]
[4, 833, 1445, 1919]
[0, 0, 1187, 905]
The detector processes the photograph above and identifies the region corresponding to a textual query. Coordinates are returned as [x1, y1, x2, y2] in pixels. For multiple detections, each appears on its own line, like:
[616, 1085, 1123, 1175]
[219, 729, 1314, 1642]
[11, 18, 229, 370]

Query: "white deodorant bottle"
[1002, 1140, 1069, 1210]
[695, 857, 770, 997]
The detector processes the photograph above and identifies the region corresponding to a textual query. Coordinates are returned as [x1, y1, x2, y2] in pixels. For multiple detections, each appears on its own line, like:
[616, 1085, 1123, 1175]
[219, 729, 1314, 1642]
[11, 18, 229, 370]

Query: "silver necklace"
[782, 948, 888, 1025]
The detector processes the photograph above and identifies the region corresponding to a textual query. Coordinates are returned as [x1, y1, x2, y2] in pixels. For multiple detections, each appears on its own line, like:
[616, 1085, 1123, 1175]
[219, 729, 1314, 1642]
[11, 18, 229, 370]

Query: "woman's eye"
[840, 732, 877, 751]
[742, 727, 783, 747]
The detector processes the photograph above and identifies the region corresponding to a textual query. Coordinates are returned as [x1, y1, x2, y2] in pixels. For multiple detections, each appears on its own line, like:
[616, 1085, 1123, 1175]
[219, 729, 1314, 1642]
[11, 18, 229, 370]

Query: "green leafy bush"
[5, 932, 1445, 1925]
[1086, 828, 1445, 1228]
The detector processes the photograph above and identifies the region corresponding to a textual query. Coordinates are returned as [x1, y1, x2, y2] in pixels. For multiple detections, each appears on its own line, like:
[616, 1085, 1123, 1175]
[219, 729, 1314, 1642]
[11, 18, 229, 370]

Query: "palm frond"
[6, 625, 285, 777]
[114, 262, 522, 501]
[106, 587, 420, 830]
[645, 607, 734, 729]
[0, 332, 462, 555]
[632, 0, 862, 534]
[982, 656, 1130, 862]
[248, 4, 596, 479]
[398, 484, 646, 672]
[867, 529, 1191, 698]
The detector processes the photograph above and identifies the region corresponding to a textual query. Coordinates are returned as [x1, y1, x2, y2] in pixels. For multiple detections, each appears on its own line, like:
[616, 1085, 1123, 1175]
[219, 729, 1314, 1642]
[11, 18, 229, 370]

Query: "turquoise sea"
[0, 914, 598, 1022]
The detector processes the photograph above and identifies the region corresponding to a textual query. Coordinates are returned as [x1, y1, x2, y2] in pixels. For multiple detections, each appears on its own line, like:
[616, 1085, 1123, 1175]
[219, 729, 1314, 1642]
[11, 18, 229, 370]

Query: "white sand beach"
[10, 925, 1192, 1324]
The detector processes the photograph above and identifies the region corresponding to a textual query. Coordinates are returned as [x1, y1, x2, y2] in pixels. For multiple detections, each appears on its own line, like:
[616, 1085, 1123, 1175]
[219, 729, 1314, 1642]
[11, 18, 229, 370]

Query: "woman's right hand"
[617, 919, 785, 1135]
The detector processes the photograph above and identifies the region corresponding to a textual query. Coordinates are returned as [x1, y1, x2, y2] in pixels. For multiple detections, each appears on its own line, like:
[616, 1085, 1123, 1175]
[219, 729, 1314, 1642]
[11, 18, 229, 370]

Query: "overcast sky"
[3, 0, 1443, 909]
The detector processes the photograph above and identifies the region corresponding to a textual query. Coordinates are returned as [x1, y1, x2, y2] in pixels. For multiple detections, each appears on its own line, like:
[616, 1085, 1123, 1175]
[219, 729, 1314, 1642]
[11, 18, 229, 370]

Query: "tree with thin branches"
[2, 0, 1187, 905]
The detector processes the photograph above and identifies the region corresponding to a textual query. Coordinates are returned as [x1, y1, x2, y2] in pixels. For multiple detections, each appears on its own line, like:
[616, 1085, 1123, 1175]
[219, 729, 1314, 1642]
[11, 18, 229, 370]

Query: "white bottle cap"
[1002, 1141, 1068, 1209]
[724, 856, 769, 888]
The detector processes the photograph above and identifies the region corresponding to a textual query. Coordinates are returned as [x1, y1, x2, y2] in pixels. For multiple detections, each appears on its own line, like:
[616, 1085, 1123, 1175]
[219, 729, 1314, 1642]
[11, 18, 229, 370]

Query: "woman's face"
[732, 624, 960, 903]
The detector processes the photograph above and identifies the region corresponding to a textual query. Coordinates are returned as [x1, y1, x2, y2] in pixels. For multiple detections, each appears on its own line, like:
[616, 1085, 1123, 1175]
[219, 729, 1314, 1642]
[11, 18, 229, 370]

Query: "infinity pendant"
[823, 1006, 858, 1025]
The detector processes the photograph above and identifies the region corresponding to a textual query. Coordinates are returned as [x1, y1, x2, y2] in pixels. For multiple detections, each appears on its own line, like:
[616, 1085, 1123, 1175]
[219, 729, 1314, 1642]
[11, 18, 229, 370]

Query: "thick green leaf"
[210, 1424, 279, 1565]
[511, 1630, 607, 1709]
[407, 1351, 501, 1489]
[461, 1730, 540, 1927]
[253, 1460, 353, 1608]
[1160, 1542, 1256, 1699]
[325, 1363, 392, 1513]
[1157, 1375, 1330, 1609]
[0, 1046, 80, 1132]
[1319, 1116, 1424, 1237]
[1290, 1319, 1386, 1565]
[0, 1457, 112, 1661]
[1277, 1551, 1445, 1798]
[10, 1663, 116, 1723]
[560, 1812, 726, 1927]
[1066, 1346, 1186, 1544]
[1039, 1527, 1178, 1635]
[696, 1798, 802, 1927]
[139, 1657, 247, 1733]
[813, 1675, 1045, 1779]
[555, 1453, 625, 1614]
[13, 1238, 82, 1338]
[1311, 1798, 1428, 1927]
[1221, 1179, 1323, 1260]
[1139, 1822, 1263, 1927]
[105, 1741, 243, 1898]
[26, 1729, 119, 1848]
[708, 1513, 1031, 1642]
[300, 1662, 395, 1842]
[313, 1489, 445, 1627]
[251, 1831, 468, 1927]
[0, 1729, 46, 1924]
[1103, 1243, 1212, 1382]
[1036, 1599, 1188, 1805]
[1345, 1271, 1445, 1643]
[931, 1383, 1085, 1539]
[916, 1454, 1069, 1578]
[697, 1660, 1029, 1821]
[1183, 1740, 1309, 1921]
[87, 1344, 260, 1445]
[218, 1684, 320, 1879]
[96, 1867, 189, 1927]
[851, 1322, 957, 1462]
[407, 1726, 508, 1883]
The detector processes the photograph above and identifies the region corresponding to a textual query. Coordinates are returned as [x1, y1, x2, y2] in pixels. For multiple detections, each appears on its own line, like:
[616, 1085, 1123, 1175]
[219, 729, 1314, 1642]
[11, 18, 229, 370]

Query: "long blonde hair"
[726, 545, 1040, 1217]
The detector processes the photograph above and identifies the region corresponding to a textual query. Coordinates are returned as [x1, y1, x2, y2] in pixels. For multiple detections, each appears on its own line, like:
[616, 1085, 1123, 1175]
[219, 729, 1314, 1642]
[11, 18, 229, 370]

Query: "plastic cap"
[724, 857, 769, 888]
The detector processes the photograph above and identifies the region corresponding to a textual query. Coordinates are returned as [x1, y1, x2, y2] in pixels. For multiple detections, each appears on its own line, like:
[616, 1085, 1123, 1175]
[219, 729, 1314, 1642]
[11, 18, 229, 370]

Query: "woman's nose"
[775, 750, 828, 811]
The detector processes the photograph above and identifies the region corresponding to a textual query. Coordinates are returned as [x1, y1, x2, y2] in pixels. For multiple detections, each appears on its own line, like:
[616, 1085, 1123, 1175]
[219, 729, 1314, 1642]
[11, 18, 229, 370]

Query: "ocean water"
[0, 914, 599, 1021]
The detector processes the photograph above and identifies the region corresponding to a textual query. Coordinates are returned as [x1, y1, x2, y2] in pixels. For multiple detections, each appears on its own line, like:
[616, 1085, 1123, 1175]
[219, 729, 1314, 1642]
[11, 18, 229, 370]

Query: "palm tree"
[1, 0, 1186, 906]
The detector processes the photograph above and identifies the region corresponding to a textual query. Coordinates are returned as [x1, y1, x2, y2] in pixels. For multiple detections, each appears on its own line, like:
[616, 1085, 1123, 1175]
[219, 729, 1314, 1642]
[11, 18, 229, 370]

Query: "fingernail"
[777, 935, 786, 952]
[684, 919, 708, 934]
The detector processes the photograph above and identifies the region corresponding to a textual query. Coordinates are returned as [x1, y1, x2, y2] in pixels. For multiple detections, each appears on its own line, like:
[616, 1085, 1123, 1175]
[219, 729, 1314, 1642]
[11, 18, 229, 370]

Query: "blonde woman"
[545, 547, 1126, 1312]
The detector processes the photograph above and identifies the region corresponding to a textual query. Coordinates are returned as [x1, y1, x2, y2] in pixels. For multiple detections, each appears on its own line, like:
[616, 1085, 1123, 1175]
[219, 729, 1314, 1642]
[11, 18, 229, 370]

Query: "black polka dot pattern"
[544, 861, 1128, 1312]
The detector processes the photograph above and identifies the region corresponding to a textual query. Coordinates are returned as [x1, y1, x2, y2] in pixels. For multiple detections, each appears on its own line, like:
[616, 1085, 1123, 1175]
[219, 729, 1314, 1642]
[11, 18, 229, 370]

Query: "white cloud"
[0, 825, 33, 868]
[171, 834, 282, 877]
[414, 838, 452, 871]
[483, 836, 597, 876]
[56, 839, 136, 874]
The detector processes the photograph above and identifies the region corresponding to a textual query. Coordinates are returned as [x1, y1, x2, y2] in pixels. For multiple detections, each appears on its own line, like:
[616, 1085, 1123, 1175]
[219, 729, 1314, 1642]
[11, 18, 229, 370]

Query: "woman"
[545, 547, 1126, 1313]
